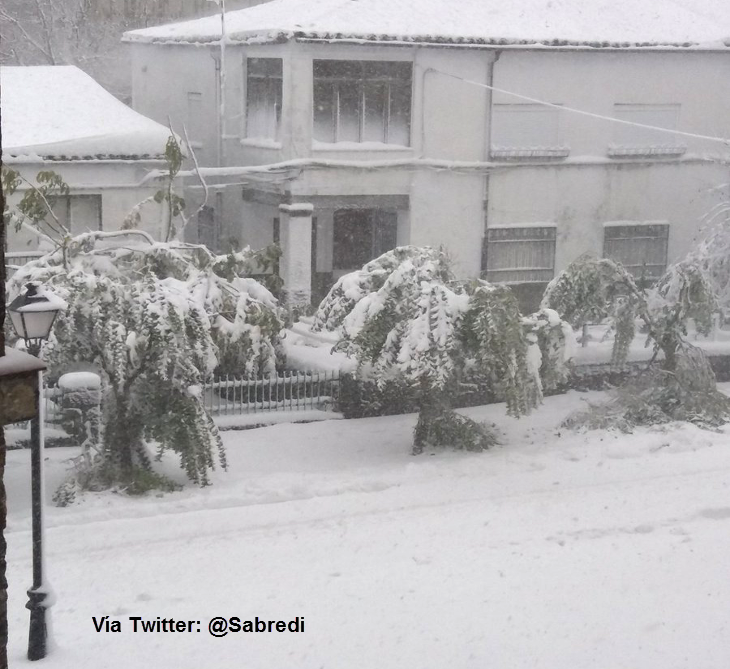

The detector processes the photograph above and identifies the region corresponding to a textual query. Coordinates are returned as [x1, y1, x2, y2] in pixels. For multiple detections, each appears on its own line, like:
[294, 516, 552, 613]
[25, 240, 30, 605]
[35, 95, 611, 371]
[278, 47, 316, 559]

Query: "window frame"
[185, 91, 204, 149]
[245, 57, 283, 141]
[313, 60, 413, 146]
[490, 104, 569, 160]
[49, 194, 102, 236]
[602, 222, 669, 282]
[483, 225, 557, 284]
[608, 104, 685, 158]
[332, 208, 398, 271]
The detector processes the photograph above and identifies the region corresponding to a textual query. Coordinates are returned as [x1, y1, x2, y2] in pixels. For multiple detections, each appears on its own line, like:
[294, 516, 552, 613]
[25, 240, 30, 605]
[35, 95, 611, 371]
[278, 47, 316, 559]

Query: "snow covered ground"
[5, 388, 730, 667]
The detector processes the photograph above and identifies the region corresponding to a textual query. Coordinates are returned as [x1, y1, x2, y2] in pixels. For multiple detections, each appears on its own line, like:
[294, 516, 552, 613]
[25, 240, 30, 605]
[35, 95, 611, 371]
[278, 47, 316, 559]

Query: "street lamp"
[7, 282, 65, 661]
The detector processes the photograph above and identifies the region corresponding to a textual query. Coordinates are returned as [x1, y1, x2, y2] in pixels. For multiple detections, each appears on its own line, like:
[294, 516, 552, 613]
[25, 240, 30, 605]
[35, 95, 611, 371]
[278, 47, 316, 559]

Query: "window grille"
[484, 226, 556, 283]
[603, 223, 669, 281]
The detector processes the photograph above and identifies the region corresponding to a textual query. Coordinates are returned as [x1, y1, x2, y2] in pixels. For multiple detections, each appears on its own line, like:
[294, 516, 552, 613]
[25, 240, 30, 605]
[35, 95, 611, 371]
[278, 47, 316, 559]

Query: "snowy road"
[5, 391, 730, 668]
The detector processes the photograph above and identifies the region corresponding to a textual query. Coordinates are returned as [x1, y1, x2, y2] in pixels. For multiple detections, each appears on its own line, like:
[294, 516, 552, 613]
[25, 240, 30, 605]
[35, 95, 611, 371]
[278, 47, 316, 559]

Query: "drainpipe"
[219, 0, 227, 168]
[482, 50, 502, 276]
[207, 0, 227, 250]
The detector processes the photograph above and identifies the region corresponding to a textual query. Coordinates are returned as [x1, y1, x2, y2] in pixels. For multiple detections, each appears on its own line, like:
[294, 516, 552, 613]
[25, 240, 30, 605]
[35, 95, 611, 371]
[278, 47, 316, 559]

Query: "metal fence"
[203, 370, 340, 416]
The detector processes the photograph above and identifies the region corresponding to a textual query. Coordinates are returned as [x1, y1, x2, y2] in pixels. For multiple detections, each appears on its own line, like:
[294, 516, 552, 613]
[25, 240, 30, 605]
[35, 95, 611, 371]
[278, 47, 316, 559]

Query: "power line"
[431, 68, 730, 147]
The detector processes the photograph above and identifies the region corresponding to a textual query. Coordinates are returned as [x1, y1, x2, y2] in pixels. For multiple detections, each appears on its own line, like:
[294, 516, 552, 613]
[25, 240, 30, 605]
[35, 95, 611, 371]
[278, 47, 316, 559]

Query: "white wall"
[130, 39, 730, 285]
[487, 49, 730, 272]
[5, 160, 169, 253]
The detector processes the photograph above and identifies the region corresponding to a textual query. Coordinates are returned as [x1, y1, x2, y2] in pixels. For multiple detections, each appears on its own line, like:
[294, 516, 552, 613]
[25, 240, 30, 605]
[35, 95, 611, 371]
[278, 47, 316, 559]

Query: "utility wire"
[431, 68, 730, 146]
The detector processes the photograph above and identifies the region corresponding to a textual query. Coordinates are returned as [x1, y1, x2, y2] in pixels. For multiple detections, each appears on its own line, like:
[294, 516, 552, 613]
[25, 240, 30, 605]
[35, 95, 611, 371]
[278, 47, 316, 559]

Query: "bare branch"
[0, 7, 54, 62]
[18, 174, 71, 239]
[19, 220, 57, 248]
[32, 0, 57, 64]
[180, 123, 211, 238]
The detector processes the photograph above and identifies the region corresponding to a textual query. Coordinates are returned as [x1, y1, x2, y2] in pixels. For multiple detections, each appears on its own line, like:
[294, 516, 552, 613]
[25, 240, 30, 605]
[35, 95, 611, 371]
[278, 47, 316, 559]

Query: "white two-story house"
[124, 0, 730, 308]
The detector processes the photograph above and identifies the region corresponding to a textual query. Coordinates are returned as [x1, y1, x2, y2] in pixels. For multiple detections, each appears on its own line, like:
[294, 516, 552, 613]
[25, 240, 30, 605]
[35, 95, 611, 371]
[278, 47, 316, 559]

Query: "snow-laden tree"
[314, 246, 572, 454]
[8, 232, 285, 492]
[0, 0, 218, 99]
[687, 210, 730, 320]
[543, 255, 729, 429]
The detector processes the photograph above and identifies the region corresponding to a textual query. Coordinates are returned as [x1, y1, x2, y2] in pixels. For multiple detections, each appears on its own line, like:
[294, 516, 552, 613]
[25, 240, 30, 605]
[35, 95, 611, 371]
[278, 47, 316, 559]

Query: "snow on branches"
[316, 246, 573, 453]
[9, 232, 285, 489]
[541, 255, 643, 366]
[544, 254, 729, 430]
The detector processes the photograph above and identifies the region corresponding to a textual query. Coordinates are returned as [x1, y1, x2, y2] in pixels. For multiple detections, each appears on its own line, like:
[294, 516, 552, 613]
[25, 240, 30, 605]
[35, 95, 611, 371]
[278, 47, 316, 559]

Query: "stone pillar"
[278, 203, 313, 309]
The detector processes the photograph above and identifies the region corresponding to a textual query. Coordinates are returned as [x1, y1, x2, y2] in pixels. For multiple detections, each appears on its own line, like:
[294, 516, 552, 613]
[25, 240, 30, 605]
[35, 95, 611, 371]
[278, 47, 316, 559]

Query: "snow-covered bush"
[544, 255, 730, 430]
[8, 232, 285, 492]
[315, 246, 572, 454]
[540, 256, 642, 365]
[691, 209, 730, 319]
[312, 246, 453, 333]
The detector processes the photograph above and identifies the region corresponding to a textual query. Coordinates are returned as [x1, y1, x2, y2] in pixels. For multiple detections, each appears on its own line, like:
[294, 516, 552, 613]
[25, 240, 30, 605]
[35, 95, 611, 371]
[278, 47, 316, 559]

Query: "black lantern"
[7, 282, 64, 661]
[8, 283, 65, 356]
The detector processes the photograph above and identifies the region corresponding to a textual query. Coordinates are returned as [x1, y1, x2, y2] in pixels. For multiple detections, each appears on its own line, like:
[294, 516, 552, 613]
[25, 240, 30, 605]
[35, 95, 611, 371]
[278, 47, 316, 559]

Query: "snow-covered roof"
[123, 0, 730, 49]
[1, 66, 172, 160]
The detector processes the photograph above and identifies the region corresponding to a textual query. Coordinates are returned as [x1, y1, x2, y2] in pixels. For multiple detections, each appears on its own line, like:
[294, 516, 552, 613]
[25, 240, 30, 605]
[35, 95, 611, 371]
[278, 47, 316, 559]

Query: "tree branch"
[0, 7, 53, 62]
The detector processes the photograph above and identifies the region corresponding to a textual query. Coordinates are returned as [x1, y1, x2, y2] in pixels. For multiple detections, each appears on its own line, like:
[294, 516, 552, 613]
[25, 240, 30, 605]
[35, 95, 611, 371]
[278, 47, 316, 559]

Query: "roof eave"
[121, 27, 729, 51]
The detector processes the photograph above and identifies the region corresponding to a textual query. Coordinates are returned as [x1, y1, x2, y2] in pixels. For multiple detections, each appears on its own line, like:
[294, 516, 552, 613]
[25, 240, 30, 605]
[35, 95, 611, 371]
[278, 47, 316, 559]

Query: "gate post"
[278, 203, 313, 311]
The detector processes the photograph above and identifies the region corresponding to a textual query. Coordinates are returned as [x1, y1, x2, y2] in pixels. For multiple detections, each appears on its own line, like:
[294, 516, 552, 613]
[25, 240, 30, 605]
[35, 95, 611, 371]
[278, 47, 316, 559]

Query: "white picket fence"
[203, 370, 341, 416]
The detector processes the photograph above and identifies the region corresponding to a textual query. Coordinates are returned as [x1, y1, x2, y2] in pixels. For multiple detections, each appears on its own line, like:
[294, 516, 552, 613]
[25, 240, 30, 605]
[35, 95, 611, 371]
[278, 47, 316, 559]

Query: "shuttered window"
[603, 223, 669, 281]
[484, 226, 556, 283]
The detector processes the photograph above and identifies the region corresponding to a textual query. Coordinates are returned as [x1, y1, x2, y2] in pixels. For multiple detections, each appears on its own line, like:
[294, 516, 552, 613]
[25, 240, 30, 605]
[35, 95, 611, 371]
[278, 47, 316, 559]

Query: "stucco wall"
[129, 38, 730, 286]
[5, 160, 169, 253]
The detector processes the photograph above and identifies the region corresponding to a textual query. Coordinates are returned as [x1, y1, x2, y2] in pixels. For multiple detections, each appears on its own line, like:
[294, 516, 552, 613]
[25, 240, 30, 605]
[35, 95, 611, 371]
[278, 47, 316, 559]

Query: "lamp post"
[7, 282, 65, 661]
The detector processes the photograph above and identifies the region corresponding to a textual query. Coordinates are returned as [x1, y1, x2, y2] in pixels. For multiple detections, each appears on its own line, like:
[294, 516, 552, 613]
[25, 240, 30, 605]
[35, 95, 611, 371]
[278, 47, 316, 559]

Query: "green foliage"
[1, 166, 72, 248]
[523, 309, 573, 391]
[542, 256, 642, 366]
[544, 254, 717, 372]
[157, 134, 186, 241]
[313, 246, 453, 332]
[10, 233, 284, 491]
[212, 244, 284, 298]
[689, 209, 730, 318]
[563, 346, 730, 432]
[413, 397, 499, 454]
[460, 282, 538, 416]
[547, 254, 725, 432]
[336, 374, 419, 418]
[319, 246, 572, 454]
[1, 167, 22, 229]
[648, 260, 717, 350]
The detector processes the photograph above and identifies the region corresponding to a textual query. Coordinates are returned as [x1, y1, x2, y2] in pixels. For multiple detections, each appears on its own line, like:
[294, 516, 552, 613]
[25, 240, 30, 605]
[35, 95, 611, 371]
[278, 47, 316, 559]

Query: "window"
[490, 104, 569, 159]
[246, 58, 282, 140]
[186, 92, 204, 148]
[333, 209, 398, 270]
[603, 223, 669, 281]
[609, 104, 685, 157]
[313, 60, 412, 145]
[484, 226, 556, 283]
[197, 205, 216, 249]
[50, 195, 102, 235]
